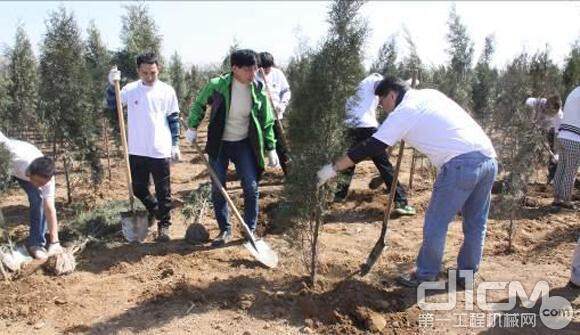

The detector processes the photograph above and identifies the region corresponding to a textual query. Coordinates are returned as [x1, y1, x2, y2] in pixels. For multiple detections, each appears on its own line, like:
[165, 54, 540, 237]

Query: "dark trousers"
[274, 121, 291, 175]
[336, 127, 408, 205]
[129, 155, 172, 228]
[547, 128, 558, 183]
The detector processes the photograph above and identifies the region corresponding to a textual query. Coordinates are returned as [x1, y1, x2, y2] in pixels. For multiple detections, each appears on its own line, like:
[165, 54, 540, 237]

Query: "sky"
[0, 1, 578, 70]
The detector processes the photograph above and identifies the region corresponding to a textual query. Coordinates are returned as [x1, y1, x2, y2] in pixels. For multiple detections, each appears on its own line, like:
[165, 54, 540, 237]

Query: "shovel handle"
[192, 141, 256, 246]
[112, 66, 135, 212]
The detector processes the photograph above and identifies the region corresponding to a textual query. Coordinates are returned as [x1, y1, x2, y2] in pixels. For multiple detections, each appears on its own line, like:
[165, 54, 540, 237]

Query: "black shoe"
[396, 272, 430, 288]
[368, 175, 383, 190]
[211, 230, 232, 247]
[156, 226, 170, 242]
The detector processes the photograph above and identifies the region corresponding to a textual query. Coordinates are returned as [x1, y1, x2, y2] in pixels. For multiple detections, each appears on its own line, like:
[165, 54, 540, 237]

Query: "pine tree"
[0, 58, 12, 132]
[84, 21, 110, 187]
[168, 51, 187, 112]
[114, 3, 163, 81]
[0, 143, 11, 192]
[284, 0, 367, 285]
[7, 24, 38, 138]
[471, 34, 498, 128]
[38, 6, 92, 203]
[528, 48, 562, 97]
[563, 40, 580, 96]
[370, 35, 398, 77]
[443, 4, 474, 108]
[398, 27, 423, 80]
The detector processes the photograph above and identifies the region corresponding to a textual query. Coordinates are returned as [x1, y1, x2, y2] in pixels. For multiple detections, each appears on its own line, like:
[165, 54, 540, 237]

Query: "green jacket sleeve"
[258, 90, 276, 151]
[188, 81, 215, 129]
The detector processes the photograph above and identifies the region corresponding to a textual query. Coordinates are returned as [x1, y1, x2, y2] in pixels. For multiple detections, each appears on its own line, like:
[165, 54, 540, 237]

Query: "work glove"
[185, 128, 197, 144]
[551, 154, 559, 164]
[274, 104, 285, 120]
[108, 68, 121, 86]
[267, 150, 280, 168]
[316, 163, 337, 188]
[171, 146, 181, 162]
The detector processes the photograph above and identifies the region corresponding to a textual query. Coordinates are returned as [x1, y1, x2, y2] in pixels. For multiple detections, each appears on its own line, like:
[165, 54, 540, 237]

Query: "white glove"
[185, 128, 197, 144]
[171, 146, 181, 162]
[316, 163, 337, 188]
[108, 68, 121, 85]
[274, 104, 285, 120]
[267, 150, 280, 168]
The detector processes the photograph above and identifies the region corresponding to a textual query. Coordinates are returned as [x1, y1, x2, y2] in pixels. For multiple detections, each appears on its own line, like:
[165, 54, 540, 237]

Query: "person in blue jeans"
[1, 131, 63, 260]
[185, 49, 279, 247]
[317, 77, 497, 287]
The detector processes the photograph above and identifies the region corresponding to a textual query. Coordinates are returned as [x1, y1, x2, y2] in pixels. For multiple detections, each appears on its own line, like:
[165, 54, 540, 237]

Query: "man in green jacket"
[186, 49, 279, 247]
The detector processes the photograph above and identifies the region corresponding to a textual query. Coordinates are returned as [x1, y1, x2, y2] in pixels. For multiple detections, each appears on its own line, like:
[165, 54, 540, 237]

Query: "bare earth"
[1, 130, 578, 334]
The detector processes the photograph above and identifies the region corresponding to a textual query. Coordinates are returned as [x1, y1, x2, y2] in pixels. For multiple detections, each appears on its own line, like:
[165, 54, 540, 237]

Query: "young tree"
[84, 21, 110, 186]
[38, 6, 92, 203]
[0, 58, 12, 132]
[168, 51, 187, 112]
[442, 4, 474, 109]
[7, 24, 39, 138]
[471, 34, 498, 128]
[398, 27, 423, 80]
[370, 35, 398, 77]
[114, 2, 163, 81]
[285, 0, 367, 285]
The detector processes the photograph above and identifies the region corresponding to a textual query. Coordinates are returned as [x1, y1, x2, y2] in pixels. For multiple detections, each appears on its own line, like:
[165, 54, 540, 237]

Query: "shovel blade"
[121, 211, 150, 243]
[359, 240, 385, 277]
[243, 239, 278, 268]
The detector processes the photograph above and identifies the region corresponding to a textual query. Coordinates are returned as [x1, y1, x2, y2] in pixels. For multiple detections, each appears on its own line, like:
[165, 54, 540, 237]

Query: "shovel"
[359, 140, 405, 276]
[112, 66, 149, 243]
[192, 141, 278, 268]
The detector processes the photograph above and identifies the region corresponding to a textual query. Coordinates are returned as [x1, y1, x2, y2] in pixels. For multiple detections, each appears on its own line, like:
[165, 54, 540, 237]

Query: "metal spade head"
[359, 239, 386, 277]
[243, 238, 278, 269]
[121, 210, 150, 243]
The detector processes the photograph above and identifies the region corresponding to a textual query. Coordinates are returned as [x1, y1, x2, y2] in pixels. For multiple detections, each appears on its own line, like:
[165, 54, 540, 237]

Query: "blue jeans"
[416, 151, 498, 280]
[16, 178, 47, 247]
[209, 139, 259, 232]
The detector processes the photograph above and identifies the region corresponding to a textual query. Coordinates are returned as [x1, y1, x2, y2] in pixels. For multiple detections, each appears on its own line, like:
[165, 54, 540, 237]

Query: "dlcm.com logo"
[417, 270, 575, 330]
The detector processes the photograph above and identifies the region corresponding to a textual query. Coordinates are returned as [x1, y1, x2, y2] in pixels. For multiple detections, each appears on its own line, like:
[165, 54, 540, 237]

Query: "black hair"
[374, 77, 409, 106]
[27, 156, 55, 179]
[259, 52, 275, 68]
[136, 52, 159, 68]
[230, 49, 258, 68]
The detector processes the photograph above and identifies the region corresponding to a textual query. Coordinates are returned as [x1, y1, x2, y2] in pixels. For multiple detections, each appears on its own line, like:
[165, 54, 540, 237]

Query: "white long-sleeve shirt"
[258, 67, 291, 119]
[525, 97, 563, 131]
[373, 89, 496, 168]
[344, 73, 383, 128]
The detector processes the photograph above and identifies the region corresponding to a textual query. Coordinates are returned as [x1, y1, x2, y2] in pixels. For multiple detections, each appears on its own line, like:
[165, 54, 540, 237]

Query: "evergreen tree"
[38, 6, 92, 203]
[7, 24, 38, 138]
[0, 143, 11, 193]
[528, 47, 562, 97]
[563, 40, 580, 96]
[397, 27, 423, 80]
[84, 21, 110, 187]
[0, 58, 12, 132]
[114, 3, 162, 81]
[284, 0, 367, 284]
[471, 34, 498, 128]
[443, 4, 474, 108]
[370, 35, 398, 77]
[168, 51, 187, 112]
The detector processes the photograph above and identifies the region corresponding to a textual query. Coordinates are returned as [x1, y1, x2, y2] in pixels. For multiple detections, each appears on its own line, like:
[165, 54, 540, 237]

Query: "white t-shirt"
[558, 87, 580, 142]
[0, 133, 55, 199]
[258, 67, 291, 119]
[222, 78, 251, 141]
[344, 73, 383, 128]
[120, 80, 179, 158]
[373, 89, 496, 168]
[525, 97, 563, 131]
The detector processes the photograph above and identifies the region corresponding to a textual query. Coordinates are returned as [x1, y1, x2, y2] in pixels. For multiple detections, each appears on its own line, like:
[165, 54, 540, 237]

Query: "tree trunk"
[309, 190, 323, 286]
[61, 142, 72, 204]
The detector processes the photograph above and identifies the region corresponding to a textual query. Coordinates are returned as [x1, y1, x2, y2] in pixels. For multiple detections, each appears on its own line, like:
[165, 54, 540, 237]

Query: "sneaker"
[156, 226, 171, 242]
[211, 230, 232, 247]
[551, 201, 576, 210]
[396, 272, 430, 288]
[47, 242, 64, 257]
[394, 203, 417, 216]
[28, 245, 48, 260]
[368, 176, 383, 190]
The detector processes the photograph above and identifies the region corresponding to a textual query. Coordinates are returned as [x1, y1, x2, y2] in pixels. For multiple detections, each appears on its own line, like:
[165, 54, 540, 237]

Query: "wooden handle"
[380, 141, 405, 242]
[112, 68, 134, 212]
[192, 141, 254, 240]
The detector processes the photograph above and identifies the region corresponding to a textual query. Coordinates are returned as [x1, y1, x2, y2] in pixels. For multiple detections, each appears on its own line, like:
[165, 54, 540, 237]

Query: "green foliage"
[168, 51, 187, 112]
[7, 24, 39, 137]
[181, 182, 212, 224]
[0, 143, 12, 192]
[115, 3, 163, 81]
[0, 59, 12, 132]
[370, 35, 398, 77]
[471, 35, 498, 127]
[563, 39, 580, 96]
[397, 27, 423, 80]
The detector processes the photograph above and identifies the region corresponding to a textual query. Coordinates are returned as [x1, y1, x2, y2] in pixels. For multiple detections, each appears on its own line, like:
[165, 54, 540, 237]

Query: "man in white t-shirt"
[317, 77, 498, 287]
[107, 52, 181, 242]
[336, 73, 414, 215]
[525, 94, 563, 183]
[0, 131, 63, 260]
[257, 52, 292, 175]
